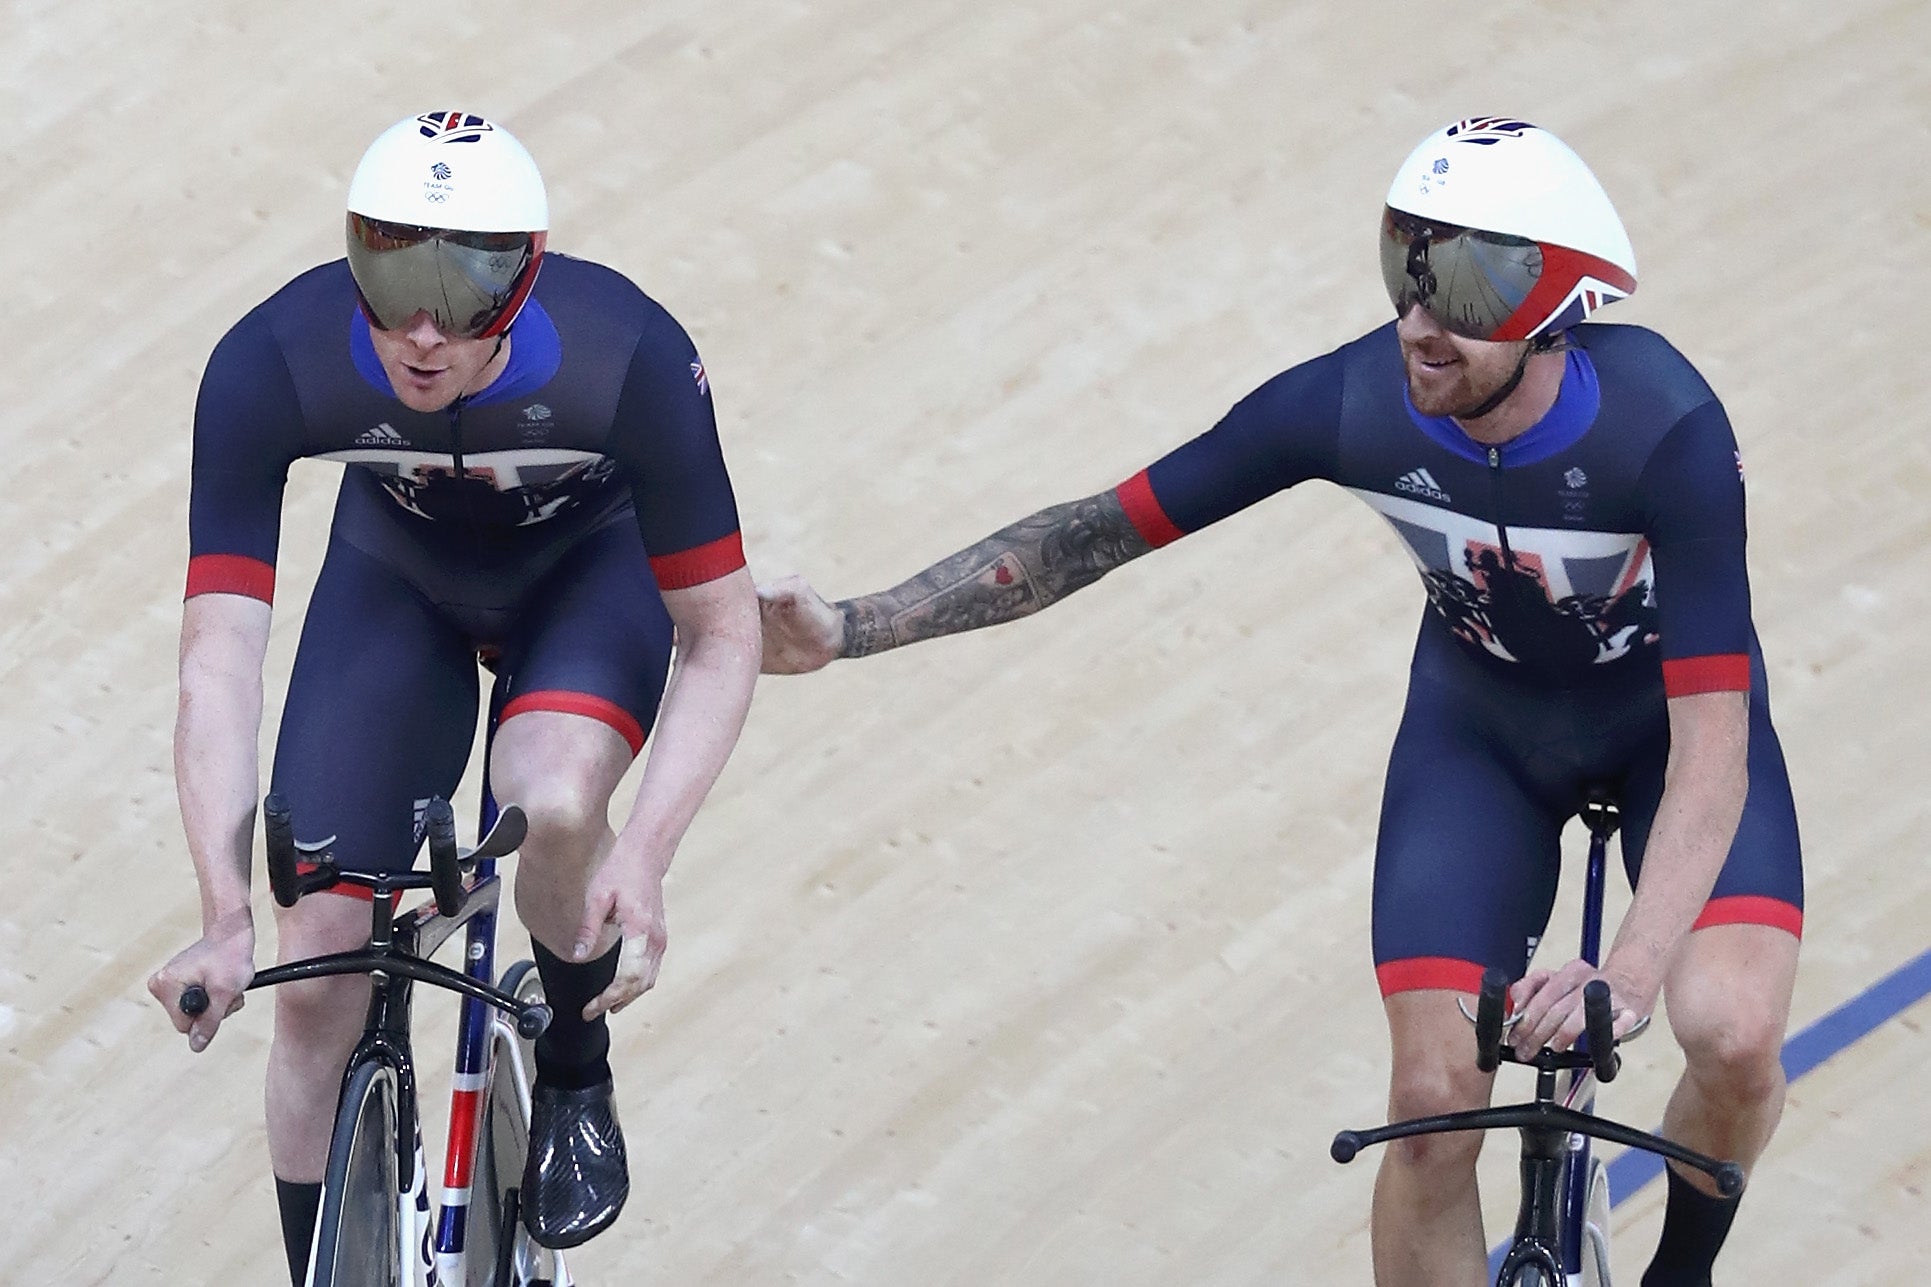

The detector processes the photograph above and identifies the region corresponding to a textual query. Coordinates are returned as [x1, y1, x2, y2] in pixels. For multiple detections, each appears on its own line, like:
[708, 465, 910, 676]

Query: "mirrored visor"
[346, 215, 543, 338]
[1378, 208, 1543, 341]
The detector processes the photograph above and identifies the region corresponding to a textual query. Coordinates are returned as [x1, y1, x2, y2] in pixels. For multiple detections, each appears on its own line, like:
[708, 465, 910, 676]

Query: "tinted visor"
[1378, 207, 1543, 341]
[346, 215, 544, 338]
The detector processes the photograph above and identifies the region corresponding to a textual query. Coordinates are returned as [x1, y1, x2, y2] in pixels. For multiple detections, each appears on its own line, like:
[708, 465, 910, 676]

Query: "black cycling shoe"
[521, 1077, 630, 1249]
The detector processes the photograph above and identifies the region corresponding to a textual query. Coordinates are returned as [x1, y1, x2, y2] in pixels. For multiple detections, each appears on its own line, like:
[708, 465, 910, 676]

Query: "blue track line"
[1488, 944, 1931, 1277]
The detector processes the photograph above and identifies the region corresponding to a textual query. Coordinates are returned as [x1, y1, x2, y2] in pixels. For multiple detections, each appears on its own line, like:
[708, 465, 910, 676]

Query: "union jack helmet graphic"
[344, 112, 549, 339]
[1380, 118, 1637, 343]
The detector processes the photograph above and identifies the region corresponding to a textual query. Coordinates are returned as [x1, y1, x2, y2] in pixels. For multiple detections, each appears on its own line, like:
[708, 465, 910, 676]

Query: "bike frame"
[251, 863, 511, 1284]
[430, 667, 572, 1287]
[1330, 795, 1743, 1286]
[1494, 797, 1617, 1282]
[1561, 796, 1616, 1279]
[247, 665, 561, 1287]
[432, 672, 511, 1282]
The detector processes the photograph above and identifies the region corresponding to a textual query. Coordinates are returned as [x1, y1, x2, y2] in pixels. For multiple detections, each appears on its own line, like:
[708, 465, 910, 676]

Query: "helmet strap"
[1457, 331, 1563, 422]
[452, 333, 509, 408]
[1458, 344, 1533, 422]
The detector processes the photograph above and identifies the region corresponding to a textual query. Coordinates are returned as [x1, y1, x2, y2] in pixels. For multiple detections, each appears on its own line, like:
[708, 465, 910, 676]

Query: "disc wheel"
[308, 1059, 405, 1287]
[1580, 1156, 1613, 1287]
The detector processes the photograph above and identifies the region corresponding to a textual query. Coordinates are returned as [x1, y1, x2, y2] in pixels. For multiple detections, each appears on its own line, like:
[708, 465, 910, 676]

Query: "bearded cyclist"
[759, 118, 1801, 1287]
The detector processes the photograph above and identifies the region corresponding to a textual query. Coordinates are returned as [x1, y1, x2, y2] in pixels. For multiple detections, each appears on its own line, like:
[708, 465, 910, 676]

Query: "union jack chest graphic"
[1349, 488, 1659, 669]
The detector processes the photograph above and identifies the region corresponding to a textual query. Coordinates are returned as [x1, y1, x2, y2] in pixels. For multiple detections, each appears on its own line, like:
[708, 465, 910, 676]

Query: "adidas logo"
[356, 423, 408, 447]
[1394, 467, 1451, 504]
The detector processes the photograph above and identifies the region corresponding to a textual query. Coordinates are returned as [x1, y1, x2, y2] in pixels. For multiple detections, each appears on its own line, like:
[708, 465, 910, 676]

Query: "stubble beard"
[1404, 350, 1522, 422]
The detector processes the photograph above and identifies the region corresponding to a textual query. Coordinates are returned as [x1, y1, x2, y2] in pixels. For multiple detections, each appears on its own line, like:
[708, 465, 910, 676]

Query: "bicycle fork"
[409, 1123, 440, 1285]
[1495, 1063, 1574, 1282]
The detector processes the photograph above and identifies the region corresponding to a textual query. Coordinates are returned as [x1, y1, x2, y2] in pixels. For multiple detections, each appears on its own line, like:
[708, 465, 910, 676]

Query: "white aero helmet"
[345, 112, 549, 338]
[1379, 117, 1637, 343]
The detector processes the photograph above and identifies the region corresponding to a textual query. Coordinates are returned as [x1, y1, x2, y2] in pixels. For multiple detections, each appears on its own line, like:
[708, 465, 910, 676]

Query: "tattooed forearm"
[835, 489, 1154, 657]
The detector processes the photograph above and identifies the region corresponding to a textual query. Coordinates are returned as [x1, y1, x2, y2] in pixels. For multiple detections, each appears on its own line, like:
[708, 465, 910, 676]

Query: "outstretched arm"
[760, 488, 1153, 673]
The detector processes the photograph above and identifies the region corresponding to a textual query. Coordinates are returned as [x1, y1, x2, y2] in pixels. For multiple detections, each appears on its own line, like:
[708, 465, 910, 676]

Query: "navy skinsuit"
[187, 255, 745, 874]
[1114, 322, 1802, 994]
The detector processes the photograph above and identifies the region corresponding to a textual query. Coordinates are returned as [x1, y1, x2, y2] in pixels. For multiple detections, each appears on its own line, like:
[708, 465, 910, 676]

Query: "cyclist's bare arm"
[759, 488, 1153, 674]
[581, 567, 760, 997]
[148, 592, 271, 1048]
[1603, 689, 1749, 989]
[1512, 688, 1748, 1051]
[176, 594, 272, 908]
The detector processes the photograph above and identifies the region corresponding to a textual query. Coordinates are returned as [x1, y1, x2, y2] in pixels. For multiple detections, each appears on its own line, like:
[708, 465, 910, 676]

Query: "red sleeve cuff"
[648, 531, 746, 590]
[1116, 470, 1185, 548]
[185, 554, 276, 603]
[1662, 653, 1750, 697]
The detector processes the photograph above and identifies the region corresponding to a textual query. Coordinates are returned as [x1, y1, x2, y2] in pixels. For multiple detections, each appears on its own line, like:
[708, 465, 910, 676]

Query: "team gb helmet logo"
[413, 111, 495, 143]
[1443, 117, 1538, 144]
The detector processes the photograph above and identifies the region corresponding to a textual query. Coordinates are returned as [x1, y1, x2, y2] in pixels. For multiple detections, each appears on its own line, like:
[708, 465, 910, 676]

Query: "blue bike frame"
[1559, 796, 1616, 1281]
[1337, 795, 1743, 1286]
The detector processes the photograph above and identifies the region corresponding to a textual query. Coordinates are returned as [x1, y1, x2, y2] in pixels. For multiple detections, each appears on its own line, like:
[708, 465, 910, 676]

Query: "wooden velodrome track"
[3, 0, 1926, 1281]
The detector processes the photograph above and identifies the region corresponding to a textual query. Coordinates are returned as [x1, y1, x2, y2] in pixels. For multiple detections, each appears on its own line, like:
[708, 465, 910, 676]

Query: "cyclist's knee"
[271, 896, 373, 1050]
[491, 711, 629, 859]
[1384, 1062, 1487, 1171]
[1385, 1123, 1483, 1173]
[511, 770, 613, 862]
[1388, 1065, 1488, 1120]
[1673, 1006, 1785, 1103]
[1667, 931, 1794, 1103]
[273, 970, 369, 1049]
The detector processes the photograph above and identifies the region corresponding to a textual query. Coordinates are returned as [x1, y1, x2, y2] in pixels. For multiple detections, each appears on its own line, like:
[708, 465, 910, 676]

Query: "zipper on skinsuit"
[447, 401, 485, 546]
[1486, 444, 1516, 566]
[447, 402, 466, 480]
[444, 332, 506, 544]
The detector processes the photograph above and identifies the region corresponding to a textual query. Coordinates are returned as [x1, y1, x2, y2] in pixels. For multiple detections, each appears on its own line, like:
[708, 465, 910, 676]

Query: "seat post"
[1576, 792, 1619, 969]
[1570, 789, 1621, 1282]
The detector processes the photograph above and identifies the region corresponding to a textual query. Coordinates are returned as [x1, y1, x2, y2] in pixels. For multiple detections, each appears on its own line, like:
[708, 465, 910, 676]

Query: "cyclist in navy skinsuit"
[759, 120, 1800, 1286]
[148, 113, 761, 1279]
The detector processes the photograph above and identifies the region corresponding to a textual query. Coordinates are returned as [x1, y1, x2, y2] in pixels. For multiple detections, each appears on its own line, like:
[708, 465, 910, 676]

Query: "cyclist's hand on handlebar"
[575, 855, 668, 1019]
[757, 575, 844, 674]
[147, 910, 255, 1053]
[1508, 958, 1645, 1059]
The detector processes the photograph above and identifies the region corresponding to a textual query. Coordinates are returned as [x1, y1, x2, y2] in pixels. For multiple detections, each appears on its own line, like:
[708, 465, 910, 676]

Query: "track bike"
[1330, 795, 1744, 1286]
[183, 764, 572, 1285]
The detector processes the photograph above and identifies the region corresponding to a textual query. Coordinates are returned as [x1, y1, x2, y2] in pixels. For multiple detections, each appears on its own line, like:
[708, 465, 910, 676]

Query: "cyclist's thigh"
[1617, 672, 1803, 936]
[1372, 669, 1566, 999]
[492, 517, 675, 763]
[270, 536, 480, 876]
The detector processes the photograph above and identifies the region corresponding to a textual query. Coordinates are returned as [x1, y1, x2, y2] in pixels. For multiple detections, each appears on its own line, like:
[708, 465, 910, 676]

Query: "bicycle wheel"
[462, 959, 564, 1287]
[1497, 1243, 1562, 1287]
[309, 1058, 405, 1287]
[1580, 1156, 1613, 1287]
